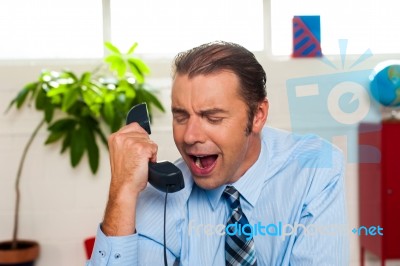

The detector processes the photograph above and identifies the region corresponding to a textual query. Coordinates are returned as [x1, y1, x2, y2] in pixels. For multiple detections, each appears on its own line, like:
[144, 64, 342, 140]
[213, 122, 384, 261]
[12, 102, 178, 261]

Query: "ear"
[251, 98, 269, 134]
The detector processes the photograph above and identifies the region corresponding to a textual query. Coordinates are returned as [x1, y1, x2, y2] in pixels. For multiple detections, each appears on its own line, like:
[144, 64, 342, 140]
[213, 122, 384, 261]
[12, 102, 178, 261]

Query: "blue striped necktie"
[223, 186, 257, 266]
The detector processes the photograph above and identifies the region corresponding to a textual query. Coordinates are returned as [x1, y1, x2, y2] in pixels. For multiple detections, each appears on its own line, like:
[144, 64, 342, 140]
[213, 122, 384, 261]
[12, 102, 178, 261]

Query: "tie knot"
[223, 185, 240, 209]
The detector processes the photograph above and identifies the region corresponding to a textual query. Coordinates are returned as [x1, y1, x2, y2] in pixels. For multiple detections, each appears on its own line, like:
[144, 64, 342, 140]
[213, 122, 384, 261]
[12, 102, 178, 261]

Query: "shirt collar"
[204, 137, 269, 210]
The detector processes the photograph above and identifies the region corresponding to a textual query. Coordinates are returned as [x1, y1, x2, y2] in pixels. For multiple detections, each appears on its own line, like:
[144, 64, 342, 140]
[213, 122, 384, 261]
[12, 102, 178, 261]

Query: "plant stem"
[11, 118, 45, 249]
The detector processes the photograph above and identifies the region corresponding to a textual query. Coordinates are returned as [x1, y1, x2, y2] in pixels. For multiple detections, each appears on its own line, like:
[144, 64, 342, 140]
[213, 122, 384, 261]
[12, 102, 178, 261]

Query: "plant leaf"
[111, 114, 122, 133]
[62, 88, 79, 112]
[44, 130, 65, 145]
[63, 71, 79, 81]
[127, 42, 138, 55]
[82, 85, 103, 117]
[13, 82, 37, 109]
[70, 126, 86, 167]
[46, 86, 68, 97]
[140, 88, 165, 112]
[82, 123, 99, 174]
[127, 61, 144, 83]
[80, 72, 91, 84]
[105, 54, 126, 78]
[51, 119, 77, 153]
[128, 58, 150, 75]
[94, 127, 108, 147]
[117, 82, 136, 99]
[104, 42, 121, 54]
[48, 118, 76, 132]
[61, 131, 72, 154]
[35, 88, 47, 110]
[16, 87, 31, 108]
[103, 101, 115, 126]
[29, 81, 42, 101]
[50, 94, 62, 105]
[44, 103, 54, 123]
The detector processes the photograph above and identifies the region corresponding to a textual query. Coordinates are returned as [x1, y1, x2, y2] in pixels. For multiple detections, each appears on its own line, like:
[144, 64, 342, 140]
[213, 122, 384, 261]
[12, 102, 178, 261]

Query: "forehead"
[171, 71, 241, 103]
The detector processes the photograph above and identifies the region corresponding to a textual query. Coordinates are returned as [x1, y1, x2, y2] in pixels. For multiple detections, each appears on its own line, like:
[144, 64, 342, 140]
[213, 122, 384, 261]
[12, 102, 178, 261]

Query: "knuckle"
[107, 133, 116, 145]
[153, 143, 158, 152]
[108, 131, 123, 145]
[128, 122, 143, 132]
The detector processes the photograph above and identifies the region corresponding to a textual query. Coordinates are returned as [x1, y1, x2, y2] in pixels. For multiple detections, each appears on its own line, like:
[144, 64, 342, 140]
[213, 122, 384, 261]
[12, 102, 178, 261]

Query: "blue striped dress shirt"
[86, 126, 349, 265]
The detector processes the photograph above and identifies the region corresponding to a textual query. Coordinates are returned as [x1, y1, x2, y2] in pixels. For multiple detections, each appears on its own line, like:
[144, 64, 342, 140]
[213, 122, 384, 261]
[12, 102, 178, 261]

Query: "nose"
[183, 116, 206, 145]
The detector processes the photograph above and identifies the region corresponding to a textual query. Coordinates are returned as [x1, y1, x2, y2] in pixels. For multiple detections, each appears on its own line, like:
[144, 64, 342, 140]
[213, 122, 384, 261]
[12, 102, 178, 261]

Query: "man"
[87, 41, 348, 265]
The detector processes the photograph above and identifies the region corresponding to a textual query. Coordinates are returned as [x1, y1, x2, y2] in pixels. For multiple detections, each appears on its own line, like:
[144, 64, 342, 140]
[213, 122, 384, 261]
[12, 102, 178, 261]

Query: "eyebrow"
[171, 107, 228, 116]
[198, 108, 228, 116]
[171, 107, 188, 115]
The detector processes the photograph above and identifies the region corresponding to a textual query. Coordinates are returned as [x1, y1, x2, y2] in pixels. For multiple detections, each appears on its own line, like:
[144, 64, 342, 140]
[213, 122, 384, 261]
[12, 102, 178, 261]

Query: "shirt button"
[114, 253, 121, 259]
[98, 250, 106, 257]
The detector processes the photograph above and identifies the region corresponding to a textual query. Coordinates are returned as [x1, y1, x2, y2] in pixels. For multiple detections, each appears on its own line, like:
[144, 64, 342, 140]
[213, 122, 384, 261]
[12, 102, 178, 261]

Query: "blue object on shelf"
[292, 15, 322, 57]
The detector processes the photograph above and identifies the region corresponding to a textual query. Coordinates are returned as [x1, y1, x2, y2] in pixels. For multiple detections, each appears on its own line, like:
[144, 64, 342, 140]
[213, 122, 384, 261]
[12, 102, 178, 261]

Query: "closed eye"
[173, 114, 189, 124]
[206, 116, 224, 124]
[200, 108, 228, 125]
[172, 108, 189, 124]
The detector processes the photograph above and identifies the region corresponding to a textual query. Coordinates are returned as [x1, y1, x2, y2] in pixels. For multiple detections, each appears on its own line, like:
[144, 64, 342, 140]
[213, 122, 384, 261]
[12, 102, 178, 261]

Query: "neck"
[228, 134, 262, 184]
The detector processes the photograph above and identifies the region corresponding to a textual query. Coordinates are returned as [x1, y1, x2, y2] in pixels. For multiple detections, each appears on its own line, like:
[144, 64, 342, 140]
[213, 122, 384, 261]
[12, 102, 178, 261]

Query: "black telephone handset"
[126, 103, 184, 193]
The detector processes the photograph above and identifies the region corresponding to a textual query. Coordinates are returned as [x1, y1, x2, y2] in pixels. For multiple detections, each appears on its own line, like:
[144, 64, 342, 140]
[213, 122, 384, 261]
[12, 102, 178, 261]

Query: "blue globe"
[369, 61, 400, 107]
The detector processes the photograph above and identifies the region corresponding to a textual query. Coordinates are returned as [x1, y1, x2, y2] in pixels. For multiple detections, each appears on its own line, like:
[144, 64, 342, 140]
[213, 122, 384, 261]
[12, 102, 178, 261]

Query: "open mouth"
[190, 154, 218, 169]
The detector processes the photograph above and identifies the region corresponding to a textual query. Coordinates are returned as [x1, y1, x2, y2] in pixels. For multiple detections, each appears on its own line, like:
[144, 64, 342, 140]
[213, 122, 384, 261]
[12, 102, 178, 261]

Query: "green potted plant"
[0, 42, 164, 265]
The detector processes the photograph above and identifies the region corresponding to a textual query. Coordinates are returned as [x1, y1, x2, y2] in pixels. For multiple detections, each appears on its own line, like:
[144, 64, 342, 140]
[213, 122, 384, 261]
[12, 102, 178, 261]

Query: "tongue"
[200, 155, 217, 168]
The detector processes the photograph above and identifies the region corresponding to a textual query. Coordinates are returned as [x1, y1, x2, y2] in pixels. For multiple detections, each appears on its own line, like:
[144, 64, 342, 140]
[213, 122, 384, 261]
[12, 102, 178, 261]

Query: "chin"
[192, 176, 224, 190]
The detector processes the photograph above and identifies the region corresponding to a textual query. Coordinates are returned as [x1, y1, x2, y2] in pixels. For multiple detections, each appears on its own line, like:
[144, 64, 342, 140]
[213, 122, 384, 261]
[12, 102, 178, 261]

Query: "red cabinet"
[359, 122, 400, 266]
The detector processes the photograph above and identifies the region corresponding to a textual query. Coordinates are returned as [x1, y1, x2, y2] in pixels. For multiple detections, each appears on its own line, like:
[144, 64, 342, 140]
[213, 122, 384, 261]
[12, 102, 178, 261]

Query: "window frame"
[0, 0, 398, 68]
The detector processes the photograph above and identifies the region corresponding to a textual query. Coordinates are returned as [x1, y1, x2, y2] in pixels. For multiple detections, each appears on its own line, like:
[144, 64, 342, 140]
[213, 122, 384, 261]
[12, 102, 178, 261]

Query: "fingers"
[149, 139, 158, 163]
[118, 122, 149, 134]
[108, 122, 151, 148]
[108, 121, 158, 164]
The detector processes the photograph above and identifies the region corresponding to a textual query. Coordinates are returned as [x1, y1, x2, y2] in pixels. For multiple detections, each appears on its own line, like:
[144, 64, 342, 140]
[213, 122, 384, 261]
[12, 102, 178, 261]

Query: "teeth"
[195, 157, 203, 168]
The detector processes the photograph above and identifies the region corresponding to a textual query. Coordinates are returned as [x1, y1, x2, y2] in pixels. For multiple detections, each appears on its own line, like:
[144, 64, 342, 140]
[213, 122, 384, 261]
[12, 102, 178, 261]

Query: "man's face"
[171, 71, 265, 190]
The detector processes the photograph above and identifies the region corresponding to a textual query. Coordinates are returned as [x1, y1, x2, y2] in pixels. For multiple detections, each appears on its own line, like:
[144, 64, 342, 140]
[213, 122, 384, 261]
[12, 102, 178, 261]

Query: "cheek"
[214, 130, 248, 158]
[228, 137, 248, 160]
[172, 125, 183, 144]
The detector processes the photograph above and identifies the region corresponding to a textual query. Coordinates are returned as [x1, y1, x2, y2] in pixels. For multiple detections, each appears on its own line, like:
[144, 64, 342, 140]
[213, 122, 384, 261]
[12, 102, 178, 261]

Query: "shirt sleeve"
[85, 224, 178, 266]
[85, 224, 138, 265]
[289, 149, 350, 266]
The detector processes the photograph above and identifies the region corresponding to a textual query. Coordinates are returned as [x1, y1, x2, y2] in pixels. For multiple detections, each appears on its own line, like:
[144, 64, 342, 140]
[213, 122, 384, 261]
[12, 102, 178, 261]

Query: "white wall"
[1, 52, 399, 265]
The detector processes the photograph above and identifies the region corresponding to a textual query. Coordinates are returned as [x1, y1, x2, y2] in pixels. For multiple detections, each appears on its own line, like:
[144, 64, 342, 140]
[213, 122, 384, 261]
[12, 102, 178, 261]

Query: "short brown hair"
[172, 41, 267, 134]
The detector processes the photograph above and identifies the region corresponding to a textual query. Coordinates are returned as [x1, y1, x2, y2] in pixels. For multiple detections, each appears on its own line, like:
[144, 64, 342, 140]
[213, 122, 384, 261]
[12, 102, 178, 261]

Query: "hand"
[108, 122, 158, 197]
[102, 122, 158, 236]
